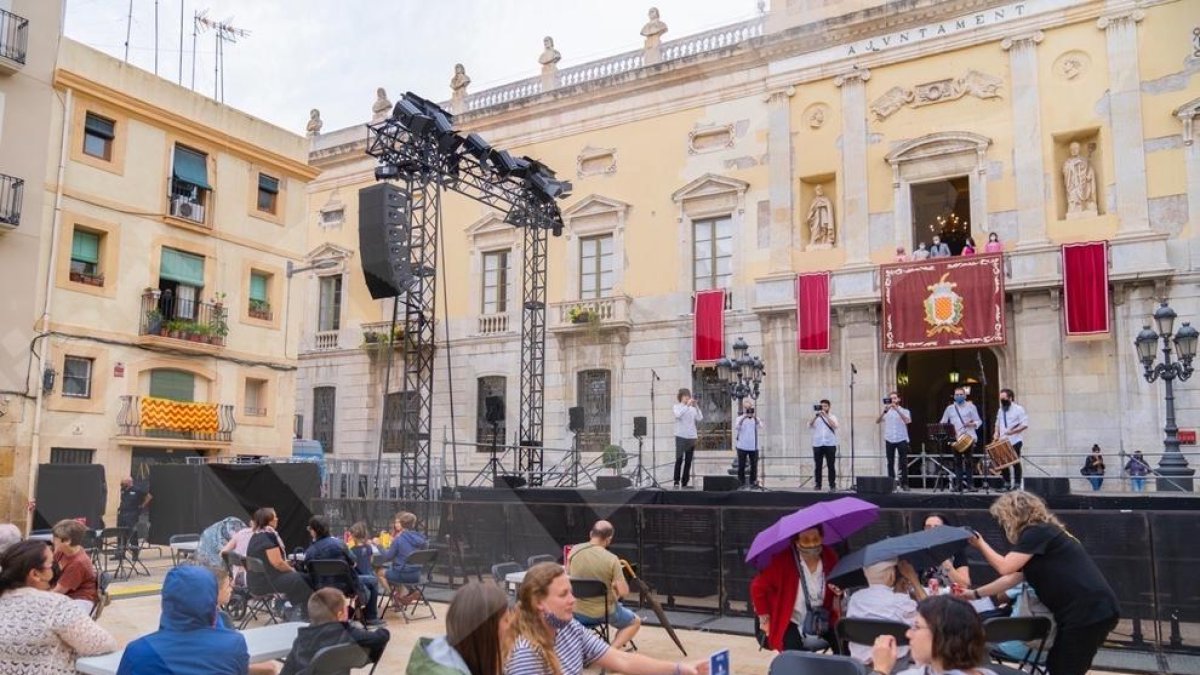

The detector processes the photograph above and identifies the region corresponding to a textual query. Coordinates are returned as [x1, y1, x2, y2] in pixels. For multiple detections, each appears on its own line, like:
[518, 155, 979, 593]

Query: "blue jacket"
[376, 530, 428, 571]
[117, 566, 250, 675]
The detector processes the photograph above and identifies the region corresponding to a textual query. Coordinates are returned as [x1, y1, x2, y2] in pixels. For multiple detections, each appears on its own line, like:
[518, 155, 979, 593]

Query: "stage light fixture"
[463, 133, 491, 161]
[488, 150, 524, 177]
[532, 171, 572, 199]
[375, 162, 400, 181]
[392, 98, 433, 134]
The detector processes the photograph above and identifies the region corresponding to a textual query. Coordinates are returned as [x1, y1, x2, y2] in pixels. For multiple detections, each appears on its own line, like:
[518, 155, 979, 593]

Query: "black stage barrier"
[149, 463, 319, 550]
[34, 463, 107, 531]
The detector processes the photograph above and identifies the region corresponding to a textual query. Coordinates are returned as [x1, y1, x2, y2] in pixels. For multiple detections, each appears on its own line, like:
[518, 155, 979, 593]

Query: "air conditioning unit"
[170, 196, 205, 223]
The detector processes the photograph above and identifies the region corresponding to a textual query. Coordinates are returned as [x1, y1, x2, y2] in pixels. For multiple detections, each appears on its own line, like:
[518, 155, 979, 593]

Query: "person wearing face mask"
[877, 392, 912, 490]
[930, 236, 951, 258]
[939, 388, 981, 492]
[993, 388, 1028, 490]
[750, 526, 843, 654]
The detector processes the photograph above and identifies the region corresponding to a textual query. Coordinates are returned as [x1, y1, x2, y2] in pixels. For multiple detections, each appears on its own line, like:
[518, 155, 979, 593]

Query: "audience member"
[304, 515, 382, 626]
[930, 236, 951, 258]
[406, 580, 513, 675]
[1081, 445, 1106, 491]
[894, 246, 908, 262]
[348, 522, 375, 577]
[1125, 450, 1150, 492]
[0, 523, 20, 555]
[374, 512, 428, 603]
[245, 507, 312, 619]
[983, 232, 1003, 253]
[871, 595, 997, 675]
[960, 237, 976, 256]
[505, 562, 707, 675]
[750, 525, 842, 653]
[845, 559, 923, 663]
[565, 520, 641, 650]
[221, 518, 259, 583]
[0, 540, 116, 673]
[911, 242, 930, 260]
[920, 514, 971, 588]
[279, 588, 391, 675]
[117, 565, 250, 675]
[50, 519, 98, 613]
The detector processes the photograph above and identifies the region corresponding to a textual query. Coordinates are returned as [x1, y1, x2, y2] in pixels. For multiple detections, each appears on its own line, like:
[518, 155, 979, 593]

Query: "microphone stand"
[849, 363, 857, 491]
[650, 369, 660, 486]
[976, 351, 992, 491]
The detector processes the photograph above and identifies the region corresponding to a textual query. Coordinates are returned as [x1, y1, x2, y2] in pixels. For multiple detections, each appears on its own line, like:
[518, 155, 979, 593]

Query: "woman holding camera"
[750, 525, 842, 653]
[734, 404, 763, 488]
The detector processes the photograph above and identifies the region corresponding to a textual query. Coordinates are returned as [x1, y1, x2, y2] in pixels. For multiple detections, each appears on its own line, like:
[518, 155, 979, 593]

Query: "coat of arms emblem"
[924, 272, 964, 335]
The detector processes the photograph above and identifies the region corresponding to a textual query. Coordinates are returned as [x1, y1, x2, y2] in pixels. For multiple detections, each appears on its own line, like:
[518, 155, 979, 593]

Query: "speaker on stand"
[567, 406, 585, 487]
[631, 416, 660, 489]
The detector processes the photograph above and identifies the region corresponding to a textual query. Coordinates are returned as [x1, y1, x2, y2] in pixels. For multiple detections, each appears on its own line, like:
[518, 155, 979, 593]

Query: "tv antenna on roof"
[192, 10, 250, 102]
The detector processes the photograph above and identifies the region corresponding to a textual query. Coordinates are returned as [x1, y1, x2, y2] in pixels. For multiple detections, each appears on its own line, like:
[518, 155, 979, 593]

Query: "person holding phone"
[876, 392, 912, 489]
[672, 388, 703, 489]
[809, 400, 839, 491]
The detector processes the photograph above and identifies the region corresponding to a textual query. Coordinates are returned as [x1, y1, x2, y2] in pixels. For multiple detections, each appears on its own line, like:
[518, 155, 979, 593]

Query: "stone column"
[835, 68, 871, 265]
[1001, 31, 1049, 246]
[1176, 100, 1200, 232]
[1098, 11, 1150, 234]
[766, 87, 795, 273]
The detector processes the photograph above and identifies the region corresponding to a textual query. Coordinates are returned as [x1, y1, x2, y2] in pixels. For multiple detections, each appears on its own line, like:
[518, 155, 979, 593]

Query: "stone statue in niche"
[641, 7, 668, 48]
[806, 185, 836, 247]
[450, 63, 471, 92]
[1062, 141, 1098, 218]
[371, 88, 392, 122]
[539, 36, 562, 69]
[306, 109, 323, 137]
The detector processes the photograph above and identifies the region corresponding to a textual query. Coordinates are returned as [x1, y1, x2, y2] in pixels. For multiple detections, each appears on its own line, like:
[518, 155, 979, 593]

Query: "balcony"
[313, 330, 340, 351]
[138, 290, 228, 353]
[0, 8, 28, 74]
[477, 313, 510, 335]
[549, 295, 633, 333]
[117, 395, 235, 445]
[360, 321, 406, 351]
[0, 173, 22, 228]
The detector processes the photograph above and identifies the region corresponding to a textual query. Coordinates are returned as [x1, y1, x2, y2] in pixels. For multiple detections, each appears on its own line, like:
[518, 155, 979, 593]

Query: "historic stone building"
[299, 0, 1200, 490]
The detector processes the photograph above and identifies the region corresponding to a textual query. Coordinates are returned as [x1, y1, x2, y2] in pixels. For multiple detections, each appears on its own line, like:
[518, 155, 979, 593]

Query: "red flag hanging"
[880, 254, 1006, 352]
[693, 289, 726, 363]
[1062, 241, 1110, 336]
[796, 272, 831, 353]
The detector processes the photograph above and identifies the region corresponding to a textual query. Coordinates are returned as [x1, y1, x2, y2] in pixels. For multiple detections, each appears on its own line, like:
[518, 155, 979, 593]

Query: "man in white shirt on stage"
[809, 399, 839, 491]
[672, 388, 703, 488]
[939, 387, 981, 492]
[876, 392, 912, 490]
[993, 388, 1029, 491]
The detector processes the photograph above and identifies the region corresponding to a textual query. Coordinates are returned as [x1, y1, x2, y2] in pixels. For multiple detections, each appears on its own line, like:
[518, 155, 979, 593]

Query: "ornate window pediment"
[885, 131, 992, 166]
[1176, 97, 1200, 146]
[562, 194, 630, 237]
[304, 243, 353, 274]
[466, 212, 518, 252]
[671, 173, 749, 204]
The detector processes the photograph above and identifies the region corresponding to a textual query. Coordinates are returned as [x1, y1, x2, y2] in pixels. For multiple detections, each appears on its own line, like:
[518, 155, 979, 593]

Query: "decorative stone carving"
[871, 86, 914, 120]
[371, 88, 391, 123]
[306, 109, 323, 137]
[953, 70, 1003, 100]
[872, 70, 1004, 120]
[538, 36, 561, 69]
[806, 184, 836, 247]
[1053, 50, 1090, 80]
[641, 7, 668, 47]
[450, 63, 471, 114]
[1063, 141, 1099, 218]
[688, 123, 736, 154]
[1176, 97, 1200, 146]
[804, 103, 829, 129]
[577, 146, 617, 177]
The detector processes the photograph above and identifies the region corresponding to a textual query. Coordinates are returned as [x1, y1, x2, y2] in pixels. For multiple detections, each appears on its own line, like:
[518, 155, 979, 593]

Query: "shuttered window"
[149, 370, 194, 402]
[160, 248, 205, 286]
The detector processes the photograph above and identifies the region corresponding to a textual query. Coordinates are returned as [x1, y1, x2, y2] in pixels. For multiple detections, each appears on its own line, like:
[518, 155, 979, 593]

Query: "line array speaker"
[358, 183, 413, 299]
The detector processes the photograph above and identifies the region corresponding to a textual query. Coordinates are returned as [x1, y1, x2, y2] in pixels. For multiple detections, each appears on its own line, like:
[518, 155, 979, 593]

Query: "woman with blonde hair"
[966, 491, 1118, 675]
[505, 563, 709, 675]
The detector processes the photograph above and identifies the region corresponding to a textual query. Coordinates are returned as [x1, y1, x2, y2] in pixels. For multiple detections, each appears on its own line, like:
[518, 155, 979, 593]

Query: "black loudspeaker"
[857, 476, 894, 495]
[633, 416, 647, 438]
[495, 475, 527, 489]
[1024, 477, 1070, 497]
[568, 406, 585, 433]
[703, 475, 741, 492]
[358, 183, 413, 299]
[596, 476, 633, 490]
[485, 396, 505, 424]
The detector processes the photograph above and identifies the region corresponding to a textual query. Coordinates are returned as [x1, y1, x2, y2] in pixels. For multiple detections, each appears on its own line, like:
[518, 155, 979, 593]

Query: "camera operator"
[808, 399, 839, 491]
[734, 403, 764, 488]
[672, 388, 703, 488]
[876, 392, 912, 489]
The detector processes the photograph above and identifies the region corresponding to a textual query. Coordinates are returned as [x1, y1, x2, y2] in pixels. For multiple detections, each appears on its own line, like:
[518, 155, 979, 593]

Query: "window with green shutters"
[149, 369, 195, 402]
[249, 272, 271, 319]
[257, 173, 279, 214]
[83, 113, 115, 160]
[70, 229, 101, 281]
[160, 248, 205, 286]
[172, 145, 211, 190]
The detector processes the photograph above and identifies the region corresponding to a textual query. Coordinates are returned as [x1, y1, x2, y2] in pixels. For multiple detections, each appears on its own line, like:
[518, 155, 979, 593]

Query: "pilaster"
[766, 87, 796, 273]
[1001, 31, 1049, 246]
[1097, 11, 1150, 234]
[835, 67, 871, 265]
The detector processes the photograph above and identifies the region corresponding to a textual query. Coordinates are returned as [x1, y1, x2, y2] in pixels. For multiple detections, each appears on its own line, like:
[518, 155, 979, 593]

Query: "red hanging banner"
[1062, 241, 1110, 337]
[796, 272, 831, 353]
[693, 289, 726, 363]
[880, 254, 1006, 352]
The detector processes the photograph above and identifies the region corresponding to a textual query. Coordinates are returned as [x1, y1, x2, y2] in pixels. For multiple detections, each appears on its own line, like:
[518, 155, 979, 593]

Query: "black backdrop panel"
[34, 464, 107, 531]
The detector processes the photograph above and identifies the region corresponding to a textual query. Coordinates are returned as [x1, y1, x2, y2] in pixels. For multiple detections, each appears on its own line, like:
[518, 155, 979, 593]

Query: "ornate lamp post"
[1135, 301, 1199, 492]
[717, 337, 766, 487]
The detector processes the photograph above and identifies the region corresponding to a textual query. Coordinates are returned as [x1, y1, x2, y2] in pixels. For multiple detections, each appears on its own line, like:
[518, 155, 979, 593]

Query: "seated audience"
[565, 520, 641, 650]
[348, 522, 375, 577]
[374, 512, 428, 602]
[50, 519, 99, 614]
[245, 507, 312, 619]
[279, 588, 391, 675]
[406, 580, 513, 674]
[920, 514, 971, 588]
[117, 565, 251, 675]
[0, 523, 20, 555]
[304, 515, 382, 626]
[0, 540, 116, 673]
[872, 595, 998, 675]
[505, 562, 708, 675]
[845, 559, 923, 663]
[220, 520, 257, 583]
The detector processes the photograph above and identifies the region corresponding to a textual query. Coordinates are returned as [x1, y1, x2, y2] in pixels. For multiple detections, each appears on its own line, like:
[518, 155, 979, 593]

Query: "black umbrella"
[828, 526, 974, 586]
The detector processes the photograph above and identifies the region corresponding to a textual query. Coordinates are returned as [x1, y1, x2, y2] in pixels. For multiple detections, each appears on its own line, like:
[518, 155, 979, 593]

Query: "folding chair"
[97, 527, 132, 581]
[382, 548, 439, 622]
[307, 559, 367, 623]
[570, 578, 612, 643]
[169, 533, 200, 567]
[491, 561, 524, 595]
[90, 571, 113, 621]
[526, 554, 556, 568]
[133, 521, 163, 561]
[984, 616, 1053, 674]
[241, 555, 285, 629]
[836, 617, 910, 656]
[303, 642, 377, 675]
[768, 651, 866, 675]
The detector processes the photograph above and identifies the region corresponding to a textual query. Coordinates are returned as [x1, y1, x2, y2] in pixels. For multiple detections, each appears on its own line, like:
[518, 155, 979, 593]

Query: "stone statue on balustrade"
[806, 185, 836, 248]
[371, 88, 392, 123]
[306, 109, 323, 137]
[1062, 141, 1098, 218]
[539, 36, 561, 70]
[642, 7, 668, 47]
[450, 64, 471, 114]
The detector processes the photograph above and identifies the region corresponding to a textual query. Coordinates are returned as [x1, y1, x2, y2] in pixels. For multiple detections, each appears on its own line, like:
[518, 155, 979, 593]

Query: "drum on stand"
[985, 439, 1020, 474]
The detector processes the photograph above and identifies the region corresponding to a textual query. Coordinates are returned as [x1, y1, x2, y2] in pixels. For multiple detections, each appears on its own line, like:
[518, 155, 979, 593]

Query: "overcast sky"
[64, 0, 763, 135]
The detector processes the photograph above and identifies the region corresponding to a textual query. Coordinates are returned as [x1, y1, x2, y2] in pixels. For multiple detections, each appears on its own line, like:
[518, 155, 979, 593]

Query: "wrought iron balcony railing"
[0, 8, 28, 67]
[0, 173, 23, 227]
[118, 395, 236, 443]
[140, 291, 229, 346]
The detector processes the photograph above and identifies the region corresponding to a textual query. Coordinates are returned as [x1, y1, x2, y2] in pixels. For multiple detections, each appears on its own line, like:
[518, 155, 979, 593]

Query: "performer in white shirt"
[809, 399, 839, 491]
[939, 387, 981, 492]
[876, 392, 912, 490]
[993, 388, 1029, 490]
[672, 388, 703, 488]
[734, 404, 763, 488]
[845, 559, 925, 663]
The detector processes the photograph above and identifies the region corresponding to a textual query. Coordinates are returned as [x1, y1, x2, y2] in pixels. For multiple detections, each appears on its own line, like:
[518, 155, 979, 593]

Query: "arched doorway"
[896, 348, 1000, 460]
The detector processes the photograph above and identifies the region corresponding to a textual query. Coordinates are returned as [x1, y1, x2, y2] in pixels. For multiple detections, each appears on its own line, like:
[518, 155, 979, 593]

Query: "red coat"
[750, 546, 841, 652]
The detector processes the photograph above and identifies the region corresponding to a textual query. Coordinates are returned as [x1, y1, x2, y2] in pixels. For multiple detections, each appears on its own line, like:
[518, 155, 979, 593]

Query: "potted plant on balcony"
[601, 444, 628, 476]
[145, 309, 163, 335]
[210, 312, 229, 346]
[362, 329, 380, 347]
[248, 298, 271, 320]
[165, 319, 183, 340]
[211, 291, 227, 310]
[567, 306, 597, 325]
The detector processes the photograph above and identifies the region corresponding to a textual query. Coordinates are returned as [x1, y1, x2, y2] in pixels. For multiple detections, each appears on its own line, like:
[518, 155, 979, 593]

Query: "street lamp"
[284, 259, 340, 359]
[718, 337, 766, 488]
[1136, 301, 1198, 492]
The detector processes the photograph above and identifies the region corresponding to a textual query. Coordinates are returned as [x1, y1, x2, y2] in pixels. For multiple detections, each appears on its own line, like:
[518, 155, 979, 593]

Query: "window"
[383, 391, 420, 454]
[62, 356, 93, 398]
[482, 250, 509, 314]
[257, 173, 280, 214]
[580, 235, 614, 300]
[693, 216, 733, 291]
[83, 113, 115, 161]
[312, 386, 336, 454]
[476, 376, 507, 449]
[576, 370, 612, 453]
[249, 271, 272, 320]
[158, 248, 205, 320]
[244, 378, 267, 417]
[50, 448, 95, 464]
[911, 176, 972, 256]
[318, 275, 342, 331]
[170, 144, 211, 223]
[149, 369, 195, 402]
[69, 229, 102, 285]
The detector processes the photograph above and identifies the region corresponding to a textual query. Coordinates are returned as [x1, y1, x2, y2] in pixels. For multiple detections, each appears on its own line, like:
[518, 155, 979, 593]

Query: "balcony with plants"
[139, 288, 229, 352]
[360, 321, 407, 352]
[549, 295, 633, 333]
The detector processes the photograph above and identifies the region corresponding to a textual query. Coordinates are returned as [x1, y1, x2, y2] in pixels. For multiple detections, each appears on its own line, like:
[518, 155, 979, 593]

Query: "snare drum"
[985, 438, 1020, 473]
[951, 433, 974, 454]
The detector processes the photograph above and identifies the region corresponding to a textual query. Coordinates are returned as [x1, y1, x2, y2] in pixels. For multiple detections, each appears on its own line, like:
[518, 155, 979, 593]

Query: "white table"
[504, 570, 526, 593]
[75, 621, 305, 675]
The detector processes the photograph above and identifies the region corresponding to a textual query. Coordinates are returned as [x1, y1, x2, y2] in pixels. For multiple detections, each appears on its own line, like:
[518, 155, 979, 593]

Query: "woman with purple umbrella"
[751, 525, 843, 653]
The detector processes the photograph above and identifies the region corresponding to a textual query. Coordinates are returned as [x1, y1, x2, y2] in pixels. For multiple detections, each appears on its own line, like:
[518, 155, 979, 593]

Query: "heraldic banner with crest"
[880, 254, 1006, 352]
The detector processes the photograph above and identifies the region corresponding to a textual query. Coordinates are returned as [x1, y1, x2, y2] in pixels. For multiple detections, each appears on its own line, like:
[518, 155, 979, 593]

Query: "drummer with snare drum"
[939, 387, 981, 493]
[993, 388, 1028, 491]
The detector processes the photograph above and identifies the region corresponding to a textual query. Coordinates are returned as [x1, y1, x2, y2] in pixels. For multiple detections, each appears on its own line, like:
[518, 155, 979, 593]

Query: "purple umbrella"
[745, 497, 880, 570]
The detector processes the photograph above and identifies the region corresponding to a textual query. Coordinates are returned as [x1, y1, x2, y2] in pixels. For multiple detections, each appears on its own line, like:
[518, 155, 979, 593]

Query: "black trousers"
[885, 441, 910, 481]
[673, 436, 696, 486]
[1001, 441, 1024, 485]
[1047, 615, 1117, 675]
[270, 571, 314, 613]
[117, 514, 140, 559]
[952, 445, 975, 490]
[782, 621, 842, 654]
[813, 446, 837, 488]
[737, 449, 758, 485]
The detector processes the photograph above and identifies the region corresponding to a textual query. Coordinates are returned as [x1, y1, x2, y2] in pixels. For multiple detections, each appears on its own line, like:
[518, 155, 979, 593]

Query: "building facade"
[300, 0, 1200, 489]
